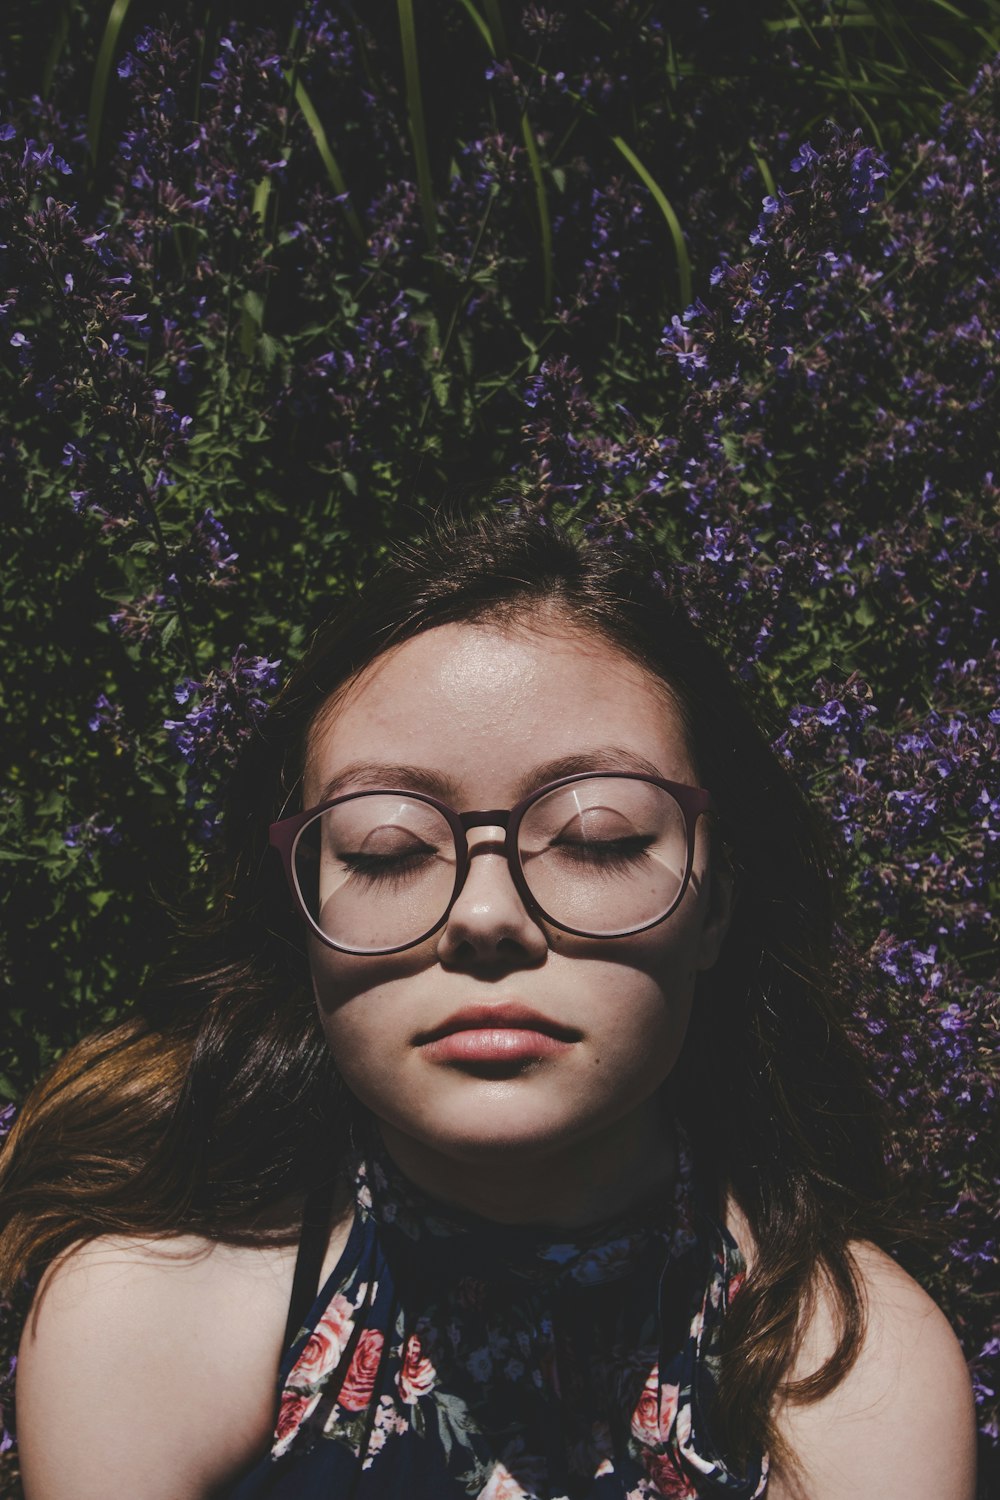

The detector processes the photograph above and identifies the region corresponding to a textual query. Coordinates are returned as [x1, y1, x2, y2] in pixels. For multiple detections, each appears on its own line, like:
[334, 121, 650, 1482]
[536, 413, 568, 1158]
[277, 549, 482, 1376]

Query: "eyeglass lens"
[291, 778, 689, 953]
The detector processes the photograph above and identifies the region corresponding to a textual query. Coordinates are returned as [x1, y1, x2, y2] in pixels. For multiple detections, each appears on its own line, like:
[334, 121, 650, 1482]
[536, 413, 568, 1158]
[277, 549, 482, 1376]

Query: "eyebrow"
[517, 749, 672, 799]
[313, 747, 672, 809]
[315, 763, 457, 805]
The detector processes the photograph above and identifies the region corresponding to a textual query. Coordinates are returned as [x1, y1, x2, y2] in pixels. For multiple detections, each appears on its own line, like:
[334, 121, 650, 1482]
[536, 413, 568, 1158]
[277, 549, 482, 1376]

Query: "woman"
[2, 513, 976, 1498]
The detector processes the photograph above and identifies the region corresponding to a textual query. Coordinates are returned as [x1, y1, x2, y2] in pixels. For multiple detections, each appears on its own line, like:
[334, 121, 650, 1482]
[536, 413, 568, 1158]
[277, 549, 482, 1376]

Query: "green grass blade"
[521, 114, 553, 311]
[764, 13, 886, 31]
[288, 74, 364, 245]
[88, 0, 134, 163]
[252, 176, 271, 226]
[398, 0, 437, 248]
[240, 287, 264, 360]
[611, 135, 691, 309]
[480, 0, 508, 53]
[749, 140, 777, 200]
[454, 0, 495, 49]
[782, 0, 822, 47]
[42, 2, 73, 99]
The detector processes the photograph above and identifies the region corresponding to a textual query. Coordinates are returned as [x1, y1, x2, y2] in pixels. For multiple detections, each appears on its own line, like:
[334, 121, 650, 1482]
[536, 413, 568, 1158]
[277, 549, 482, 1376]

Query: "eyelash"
[339, 849, 436, 887]
[333, 832, 657, 894]
[552, 835, 655, 872]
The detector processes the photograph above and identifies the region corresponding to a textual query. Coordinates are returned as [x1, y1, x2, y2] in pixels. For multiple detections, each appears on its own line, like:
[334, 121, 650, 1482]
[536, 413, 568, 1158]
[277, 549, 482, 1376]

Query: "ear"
[695, 852, 735, 972]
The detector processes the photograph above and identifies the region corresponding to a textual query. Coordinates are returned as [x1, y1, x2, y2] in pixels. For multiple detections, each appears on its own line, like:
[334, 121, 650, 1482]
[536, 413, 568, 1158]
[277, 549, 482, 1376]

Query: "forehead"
[303, 619, 695, 803]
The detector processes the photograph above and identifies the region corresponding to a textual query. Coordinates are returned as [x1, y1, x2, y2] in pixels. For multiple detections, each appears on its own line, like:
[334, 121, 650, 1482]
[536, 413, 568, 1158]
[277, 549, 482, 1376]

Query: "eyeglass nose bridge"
[454, 808, 522, 883]
[458, 809, 512, 832]
[446, 807, 541, 931]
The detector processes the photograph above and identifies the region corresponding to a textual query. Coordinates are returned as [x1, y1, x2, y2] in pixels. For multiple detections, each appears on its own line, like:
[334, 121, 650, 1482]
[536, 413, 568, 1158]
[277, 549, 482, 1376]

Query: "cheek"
[306, 938, 432, 1102]
[547, 936, 700, 1075]
[307, 974, 391, 1106]
[561, 914, 705, 1070]
[307, 933, 431, 1014]
[554, 888, 708, 986]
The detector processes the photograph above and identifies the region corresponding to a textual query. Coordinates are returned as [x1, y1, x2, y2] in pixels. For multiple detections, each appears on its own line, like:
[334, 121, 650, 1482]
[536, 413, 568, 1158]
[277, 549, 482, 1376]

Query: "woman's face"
[302, 618, 731, 1208]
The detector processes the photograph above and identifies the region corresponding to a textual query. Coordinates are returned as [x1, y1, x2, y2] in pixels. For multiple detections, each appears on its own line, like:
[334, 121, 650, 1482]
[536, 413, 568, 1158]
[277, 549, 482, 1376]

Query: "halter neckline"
[357, 1131, 701, 1289]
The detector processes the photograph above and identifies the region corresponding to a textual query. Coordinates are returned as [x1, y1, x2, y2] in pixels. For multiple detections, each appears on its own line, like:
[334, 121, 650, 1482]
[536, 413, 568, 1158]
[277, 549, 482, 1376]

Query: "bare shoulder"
[17, 1197, 354, 1500]
[767, 1242, 977, 1500]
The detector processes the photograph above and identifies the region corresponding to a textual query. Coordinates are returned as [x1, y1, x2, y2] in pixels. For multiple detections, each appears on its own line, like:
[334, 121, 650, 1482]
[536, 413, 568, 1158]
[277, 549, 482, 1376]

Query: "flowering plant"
[1, 3, 998, 1485]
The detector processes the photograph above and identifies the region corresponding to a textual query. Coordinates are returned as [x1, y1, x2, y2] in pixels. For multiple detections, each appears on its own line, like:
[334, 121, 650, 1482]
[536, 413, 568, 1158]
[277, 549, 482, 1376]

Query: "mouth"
[415, 1002, 582, 1047]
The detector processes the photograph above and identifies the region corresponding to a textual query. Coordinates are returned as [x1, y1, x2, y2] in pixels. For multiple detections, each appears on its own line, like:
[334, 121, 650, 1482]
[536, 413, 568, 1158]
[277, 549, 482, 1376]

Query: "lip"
[421, 1029, 576, 1064]
[415, 1003, 582, 1047]
[415, 1003, 581, 1064]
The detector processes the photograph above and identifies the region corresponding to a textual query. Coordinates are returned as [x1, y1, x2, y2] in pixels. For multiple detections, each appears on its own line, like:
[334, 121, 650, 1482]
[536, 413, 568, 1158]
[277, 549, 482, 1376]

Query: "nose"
[436, 826, 548, 970]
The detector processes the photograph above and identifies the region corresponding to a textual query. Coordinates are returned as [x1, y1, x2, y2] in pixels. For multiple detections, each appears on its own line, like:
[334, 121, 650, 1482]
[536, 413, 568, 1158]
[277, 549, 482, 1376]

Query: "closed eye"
[338, 846, 438, 887]
[549, 834, 656, 871]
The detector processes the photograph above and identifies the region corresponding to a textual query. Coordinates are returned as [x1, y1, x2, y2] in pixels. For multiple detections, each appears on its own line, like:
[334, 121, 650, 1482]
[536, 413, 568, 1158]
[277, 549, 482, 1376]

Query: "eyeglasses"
[269, 772, 715, 956]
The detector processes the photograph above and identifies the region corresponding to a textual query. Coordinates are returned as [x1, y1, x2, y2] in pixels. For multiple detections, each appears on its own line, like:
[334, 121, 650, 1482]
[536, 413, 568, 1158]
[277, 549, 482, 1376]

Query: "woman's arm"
[16, 1233, 298, 1500]
[768, 1243, 977, 1500]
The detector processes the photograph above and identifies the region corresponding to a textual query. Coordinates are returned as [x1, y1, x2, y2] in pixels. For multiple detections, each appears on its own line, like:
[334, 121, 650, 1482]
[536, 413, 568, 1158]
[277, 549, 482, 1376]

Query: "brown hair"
[0, 509, 903, 1469]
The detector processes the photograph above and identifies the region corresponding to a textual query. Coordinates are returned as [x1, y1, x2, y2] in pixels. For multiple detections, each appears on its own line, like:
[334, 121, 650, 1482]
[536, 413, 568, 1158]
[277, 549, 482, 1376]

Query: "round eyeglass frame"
[268, 771, 716, 956]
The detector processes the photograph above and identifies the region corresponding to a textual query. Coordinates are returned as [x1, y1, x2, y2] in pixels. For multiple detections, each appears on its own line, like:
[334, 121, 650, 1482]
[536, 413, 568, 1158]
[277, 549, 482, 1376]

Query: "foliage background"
[1, 0, 998, 1493]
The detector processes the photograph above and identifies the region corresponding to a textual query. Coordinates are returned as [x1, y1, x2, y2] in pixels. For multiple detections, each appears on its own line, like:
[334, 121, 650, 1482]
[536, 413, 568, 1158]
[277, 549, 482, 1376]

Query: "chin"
[382, 1097, 623, 1163]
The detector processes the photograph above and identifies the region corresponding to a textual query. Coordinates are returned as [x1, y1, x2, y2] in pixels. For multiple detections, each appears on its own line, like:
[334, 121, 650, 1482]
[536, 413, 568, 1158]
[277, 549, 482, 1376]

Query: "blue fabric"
[225, 1145, 767, 1499]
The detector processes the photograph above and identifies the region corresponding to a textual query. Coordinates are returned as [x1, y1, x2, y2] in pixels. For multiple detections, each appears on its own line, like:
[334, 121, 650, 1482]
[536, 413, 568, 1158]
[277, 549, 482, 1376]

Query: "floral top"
[225, 1143, 768, 1499]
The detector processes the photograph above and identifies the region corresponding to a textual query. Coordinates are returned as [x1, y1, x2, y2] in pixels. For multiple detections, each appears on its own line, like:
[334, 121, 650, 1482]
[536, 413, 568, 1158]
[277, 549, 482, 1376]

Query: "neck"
[376, 1098, 677, 1229]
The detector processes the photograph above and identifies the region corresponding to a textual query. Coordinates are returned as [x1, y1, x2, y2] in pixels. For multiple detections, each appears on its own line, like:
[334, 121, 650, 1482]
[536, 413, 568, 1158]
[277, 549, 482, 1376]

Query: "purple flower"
[63, 817, 122, 856]
[790, 141, 821, 173]
[164, 646, 281, 838]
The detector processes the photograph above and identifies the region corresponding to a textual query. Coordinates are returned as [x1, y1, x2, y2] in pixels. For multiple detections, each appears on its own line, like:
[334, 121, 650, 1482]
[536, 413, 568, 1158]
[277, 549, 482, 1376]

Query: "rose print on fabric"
[258, 1150, 768, 1496]
[274, 1389, 318, 1451]
[630, 1365, 681, 1447]
[644, 1450, 702, 1499]
[397, 1331, 438, 1403]
[477, 1461, 533, 1499]
[361, 1396, 409, 1471]
[291, 1292, 357, 1386]
[338, 1328, 385, 1412]
[631, 1367, 663, 1446]
[271, 1279, 377, 1459]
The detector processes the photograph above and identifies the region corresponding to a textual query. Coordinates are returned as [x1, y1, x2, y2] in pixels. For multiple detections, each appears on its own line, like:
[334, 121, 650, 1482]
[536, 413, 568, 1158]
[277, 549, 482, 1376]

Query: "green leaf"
[454, 0, 494, 49]
[398, 0, 437, 248]
[431, 366, 450, 409]
[258, 332, 281, 370]
[287, 75, 364, 245]
[521, 114, 553, 311]
[749, 139, 777, 200]
[88, 0, 135, 164]
[240, 288, 265, 359]
[610, 135, 692, 310]
[480, 0, 507, 53]
[252, 176, 271, 229]
[42, 2, 73, 100]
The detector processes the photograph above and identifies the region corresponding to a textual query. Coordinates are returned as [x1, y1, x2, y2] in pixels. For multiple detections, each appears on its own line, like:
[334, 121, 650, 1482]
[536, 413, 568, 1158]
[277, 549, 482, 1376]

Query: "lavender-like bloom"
[164, 646, 281, 838]
[63, 817, 122, 856]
